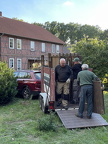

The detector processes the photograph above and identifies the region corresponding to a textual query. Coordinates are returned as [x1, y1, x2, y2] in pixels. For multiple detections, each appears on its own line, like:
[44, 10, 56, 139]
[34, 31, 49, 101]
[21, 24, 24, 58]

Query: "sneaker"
[75, 114, 83, 118]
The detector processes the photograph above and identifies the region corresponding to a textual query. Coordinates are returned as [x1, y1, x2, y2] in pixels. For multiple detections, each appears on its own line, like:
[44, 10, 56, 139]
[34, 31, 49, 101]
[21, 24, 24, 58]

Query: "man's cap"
[73, 57, 80, 62]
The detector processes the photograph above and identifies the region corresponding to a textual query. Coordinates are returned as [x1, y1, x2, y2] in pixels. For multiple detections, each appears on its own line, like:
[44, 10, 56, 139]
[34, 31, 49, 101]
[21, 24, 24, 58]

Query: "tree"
[100, 29, 108, 41]
[12, 17, 25, 22]
[0, 62, 18, 104]
[66, 23, 81, 44]
[77, 24, 102, 41]
[70, 37, 108, 78]
[32, 22, 44, 27]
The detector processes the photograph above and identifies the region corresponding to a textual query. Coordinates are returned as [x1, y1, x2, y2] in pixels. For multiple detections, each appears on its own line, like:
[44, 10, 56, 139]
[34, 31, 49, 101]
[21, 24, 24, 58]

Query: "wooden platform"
[56, 109, 108, 129]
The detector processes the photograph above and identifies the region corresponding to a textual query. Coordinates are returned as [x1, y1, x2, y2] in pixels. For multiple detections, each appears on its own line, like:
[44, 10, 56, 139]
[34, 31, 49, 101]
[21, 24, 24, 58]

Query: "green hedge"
[0, 61, 18, 105]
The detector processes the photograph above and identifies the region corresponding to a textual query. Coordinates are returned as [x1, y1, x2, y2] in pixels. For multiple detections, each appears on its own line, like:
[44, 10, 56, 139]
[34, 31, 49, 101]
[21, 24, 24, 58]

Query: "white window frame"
[9, 58, 14, 68]
[17, 39, 22, 49]
[42, 43, 45, 52]
[56, 45, 60, 53]
[9, 38, 14, 49]
[30, 41, 35, 51]
[52, 44, 55, 53]
[17, 58, 22, 70]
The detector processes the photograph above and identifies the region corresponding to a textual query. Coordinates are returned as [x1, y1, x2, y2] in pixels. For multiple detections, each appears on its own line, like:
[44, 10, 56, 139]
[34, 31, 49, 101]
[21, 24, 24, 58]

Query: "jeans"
[78, 85, 93, 117]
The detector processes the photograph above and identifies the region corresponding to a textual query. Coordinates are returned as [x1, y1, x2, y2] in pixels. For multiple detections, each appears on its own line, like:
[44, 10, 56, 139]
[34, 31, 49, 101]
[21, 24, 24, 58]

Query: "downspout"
[0, 33, 4, 61]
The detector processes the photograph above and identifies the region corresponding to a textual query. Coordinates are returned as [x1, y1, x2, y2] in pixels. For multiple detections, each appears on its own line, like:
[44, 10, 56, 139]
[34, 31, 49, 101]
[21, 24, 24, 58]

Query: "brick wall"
[0, 35, 63, 70]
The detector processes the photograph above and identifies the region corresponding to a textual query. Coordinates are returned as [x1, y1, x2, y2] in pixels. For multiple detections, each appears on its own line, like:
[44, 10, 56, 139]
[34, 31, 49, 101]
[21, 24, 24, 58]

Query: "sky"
[1, 0, 108, 30]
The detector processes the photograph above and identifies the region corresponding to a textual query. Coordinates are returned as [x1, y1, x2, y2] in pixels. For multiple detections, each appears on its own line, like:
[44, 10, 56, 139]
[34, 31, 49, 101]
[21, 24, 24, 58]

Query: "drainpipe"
[0, 33, 4, 61]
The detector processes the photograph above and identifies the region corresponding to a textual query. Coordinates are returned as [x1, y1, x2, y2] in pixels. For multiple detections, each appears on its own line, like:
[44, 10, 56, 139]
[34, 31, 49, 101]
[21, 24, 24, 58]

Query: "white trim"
[9, 58, 14, 68]
[9, 38, 14, 49]
[17, 39, 22, 49]
[17, 58, 22, 70]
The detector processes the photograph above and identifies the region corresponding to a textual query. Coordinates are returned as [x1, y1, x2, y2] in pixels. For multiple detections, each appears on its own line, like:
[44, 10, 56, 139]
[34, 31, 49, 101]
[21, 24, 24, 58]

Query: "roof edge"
[2, 33, 65, 45]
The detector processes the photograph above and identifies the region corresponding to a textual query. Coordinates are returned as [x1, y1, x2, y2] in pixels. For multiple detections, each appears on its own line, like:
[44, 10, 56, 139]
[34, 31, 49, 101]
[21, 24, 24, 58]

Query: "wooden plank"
[93, 81, 105, 114]
[56, 109, 108, 129]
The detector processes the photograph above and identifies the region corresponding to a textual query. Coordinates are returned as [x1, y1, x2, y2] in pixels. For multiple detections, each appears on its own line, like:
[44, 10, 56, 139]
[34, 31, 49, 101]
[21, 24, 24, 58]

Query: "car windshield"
[13, 72, 19, 77]
[34, 72, 41, 80]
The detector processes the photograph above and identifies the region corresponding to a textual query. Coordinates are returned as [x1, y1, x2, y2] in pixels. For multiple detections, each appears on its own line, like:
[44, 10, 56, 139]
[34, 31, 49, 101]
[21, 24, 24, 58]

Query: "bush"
[0, 61, 18, 105]
[37, 113, 57, 131]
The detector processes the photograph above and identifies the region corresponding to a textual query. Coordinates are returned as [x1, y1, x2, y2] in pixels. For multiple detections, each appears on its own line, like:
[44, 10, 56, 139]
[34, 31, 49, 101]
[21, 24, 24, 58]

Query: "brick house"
[0, 12, 65, 70]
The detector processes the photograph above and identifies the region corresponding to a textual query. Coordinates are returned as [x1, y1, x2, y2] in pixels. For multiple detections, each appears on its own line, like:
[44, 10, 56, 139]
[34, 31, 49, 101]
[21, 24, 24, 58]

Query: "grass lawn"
[0, 93, 108, 144]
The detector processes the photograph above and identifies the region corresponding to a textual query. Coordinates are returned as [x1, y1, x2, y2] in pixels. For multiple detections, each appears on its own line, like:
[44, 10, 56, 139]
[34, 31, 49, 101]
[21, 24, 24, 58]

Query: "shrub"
[37, 113, 57, 131]
[0, 61, 18, 105]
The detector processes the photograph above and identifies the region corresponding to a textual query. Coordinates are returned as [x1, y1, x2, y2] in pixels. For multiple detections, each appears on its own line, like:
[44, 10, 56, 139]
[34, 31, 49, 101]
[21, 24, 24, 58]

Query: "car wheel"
[22, 87, 31, 99]
[39, 95, 48, 114]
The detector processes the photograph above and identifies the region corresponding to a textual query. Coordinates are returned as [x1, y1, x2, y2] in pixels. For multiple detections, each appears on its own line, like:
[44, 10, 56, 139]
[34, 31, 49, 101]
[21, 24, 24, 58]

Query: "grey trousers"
[78, 85, 93, 117]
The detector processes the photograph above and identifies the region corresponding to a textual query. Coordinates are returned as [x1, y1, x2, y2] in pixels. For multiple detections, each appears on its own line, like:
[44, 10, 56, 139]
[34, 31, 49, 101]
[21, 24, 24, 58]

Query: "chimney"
[0, 11, 2, 16]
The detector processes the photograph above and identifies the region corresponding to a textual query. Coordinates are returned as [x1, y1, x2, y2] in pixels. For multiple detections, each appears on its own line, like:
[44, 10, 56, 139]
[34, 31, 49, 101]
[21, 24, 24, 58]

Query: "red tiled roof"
[0, 16, 65, 45]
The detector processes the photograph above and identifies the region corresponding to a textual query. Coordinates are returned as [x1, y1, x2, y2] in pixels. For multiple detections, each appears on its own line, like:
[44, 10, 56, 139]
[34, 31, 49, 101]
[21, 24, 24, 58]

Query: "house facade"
[0, 12, 65, 70]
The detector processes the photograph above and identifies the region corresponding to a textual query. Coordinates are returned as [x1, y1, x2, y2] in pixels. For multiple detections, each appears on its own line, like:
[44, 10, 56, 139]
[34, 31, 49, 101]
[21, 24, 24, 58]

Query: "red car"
[14, 70, 41, 99]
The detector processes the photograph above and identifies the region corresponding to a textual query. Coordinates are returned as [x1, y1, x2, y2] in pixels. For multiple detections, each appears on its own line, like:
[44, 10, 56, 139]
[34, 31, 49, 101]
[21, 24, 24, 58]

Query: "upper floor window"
[56, 45, 60, 53]
[17, 39, 22, 49]
[9, 38, 14, 49]
[42, 43, 45, 52]
[9, 58, 14, 68]
[17, 58, 22, 70]
[30, 41, 35, 51]
[52, 44, 55, 53]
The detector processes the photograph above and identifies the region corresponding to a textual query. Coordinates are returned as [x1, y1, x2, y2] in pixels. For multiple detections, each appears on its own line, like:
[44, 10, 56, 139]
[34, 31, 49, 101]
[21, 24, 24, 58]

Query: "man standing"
[72, 57, 82, 103]
[55, 58, 73, 110]
[76, 64, 99, 119]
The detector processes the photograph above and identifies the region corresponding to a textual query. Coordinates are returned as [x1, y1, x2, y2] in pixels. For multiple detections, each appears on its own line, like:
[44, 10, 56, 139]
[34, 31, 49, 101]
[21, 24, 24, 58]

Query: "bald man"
[55, 58, 73, 110]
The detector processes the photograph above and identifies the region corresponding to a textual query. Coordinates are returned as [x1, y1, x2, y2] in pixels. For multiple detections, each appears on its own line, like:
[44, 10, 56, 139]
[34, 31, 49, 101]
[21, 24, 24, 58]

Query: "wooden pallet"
[56, 109, 108, 129]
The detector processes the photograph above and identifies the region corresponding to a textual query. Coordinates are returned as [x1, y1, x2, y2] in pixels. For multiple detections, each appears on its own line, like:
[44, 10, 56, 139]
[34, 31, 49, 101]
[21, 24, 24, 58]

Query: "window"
[30, 41, 35, 51]
[34, 72, 41, 80]
[18, 72, 31, 78]
[52, 44, 55, 53]
[56, 45, 60, 53]
[9, 38, 14, 49]
[13, 71, 19, 77]
[17, 39, 21, 49]
[9, 58, 14, 68]
[42, 43, 45, 52]
[17, 59, 22, 70]
[17, 71, 31, 79]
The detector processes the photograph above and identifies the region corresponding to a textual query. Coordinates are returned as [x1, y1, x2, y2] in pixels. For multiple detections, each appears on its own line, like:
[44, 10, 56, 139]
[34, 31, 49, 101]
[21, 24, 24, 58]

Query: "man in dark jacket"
[55, 58, 73, 110]
[72, 57, 82, 104]
[72, 57, 82, 79]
